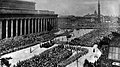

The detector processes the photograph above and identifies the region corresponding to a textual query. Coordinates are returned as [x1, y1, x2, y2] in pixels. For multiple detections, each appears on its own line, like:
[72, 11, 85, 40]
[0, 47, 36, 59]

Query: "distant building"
[84, 10, 104, 23]
[58, 15, 98, 29]
[75, 16, 99, 29]
[103, 16, 119, 23]
[103, 16, 111, 22]
[0, 0, 58, 39]
[58, 15, 76, 28]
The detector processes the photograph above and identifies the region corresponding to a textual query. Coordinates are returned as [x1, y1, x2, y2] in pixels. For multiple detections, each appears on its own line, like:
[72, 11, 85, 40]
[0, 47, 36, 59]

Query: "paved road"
[66, 45, 102, 67]
[1, 29, 93, 67]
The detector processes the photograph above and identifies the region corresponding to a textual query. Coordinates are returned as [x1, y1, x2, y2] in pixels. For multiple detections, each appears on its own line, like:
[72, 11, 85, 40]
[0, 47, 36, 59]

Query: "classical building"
[0, 0, 58, 39]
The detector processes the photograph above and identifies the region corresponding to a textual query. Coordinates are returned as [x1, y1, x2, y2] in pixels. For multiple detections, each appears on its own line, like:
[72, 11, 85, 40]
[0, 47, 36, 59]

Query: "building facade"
[0, 0, 58, 39]
[84, 10, 104, 23]
[58, 15, 98, 29]
[58, 15, 76, 29]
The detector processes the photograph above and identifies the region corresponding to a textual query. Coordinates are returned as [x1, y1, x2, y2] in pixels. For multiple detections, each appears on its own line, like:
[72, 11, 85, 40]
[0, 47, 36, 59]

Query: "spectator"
[14, 45, 72, 67]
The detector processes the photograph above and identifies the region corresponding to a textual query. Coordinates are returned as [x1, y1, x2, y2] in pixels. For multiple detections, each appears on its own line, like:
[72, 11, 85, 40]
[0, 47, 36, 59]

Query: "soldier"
[98, 36, 111, 49]
[84, 59, 94, 67]
[0, 57, 12, 67]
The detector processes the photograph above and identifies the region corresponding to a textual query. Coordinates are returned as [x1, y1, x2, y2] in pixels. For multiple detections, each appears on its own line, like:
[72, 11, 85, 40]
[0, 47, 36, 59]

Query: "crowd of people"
[0, 31, 57, 55]
[1, 28, 114, 67]
[68, 29, 112, 47]
[14, 45, 72, 67]
[58, 48, 88, 67]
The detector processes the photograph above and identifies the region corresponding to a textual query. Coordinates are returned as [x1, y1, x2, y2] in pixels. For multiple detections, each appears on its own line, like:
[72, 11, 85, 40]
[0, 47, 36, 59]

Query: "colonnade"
[0, 17, 57, 39]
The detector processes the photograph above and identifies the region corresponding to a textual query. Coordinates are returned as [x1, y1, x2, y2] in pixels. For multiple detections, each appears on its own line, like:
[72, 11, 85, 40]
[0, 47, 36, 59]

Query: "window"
[108, 47, 120, 60]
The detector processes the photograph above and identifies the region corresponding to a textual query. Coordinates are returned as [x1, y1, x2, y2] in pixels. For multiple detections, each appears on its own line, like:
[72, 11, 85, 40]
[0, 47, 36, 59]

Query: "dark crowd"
[0, 30, 57, 55]
[14, 45, 72, 67]
[58, 48, 88, 67]
[68, 29, 112, 47]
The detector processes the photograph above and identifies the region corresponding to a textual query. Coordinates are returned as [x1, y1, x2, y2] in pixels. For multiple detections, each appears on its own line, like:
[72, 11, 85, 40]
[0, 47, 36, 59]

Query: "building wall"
[58, 16, 76, 28]
[0, 14, 58, 39]
[0, 0, 35, 10]
[0, 0, 58, 39]
[58, 16, 97, 29]
[58, 18, 69, 28]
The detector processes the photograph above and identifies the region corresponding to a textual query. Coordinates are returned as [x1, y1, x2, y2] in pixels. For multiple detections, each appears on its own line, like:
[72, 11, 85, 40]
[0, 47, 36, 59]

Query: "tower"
[98, 0, 101, 23]
[94, 10, 97, 15]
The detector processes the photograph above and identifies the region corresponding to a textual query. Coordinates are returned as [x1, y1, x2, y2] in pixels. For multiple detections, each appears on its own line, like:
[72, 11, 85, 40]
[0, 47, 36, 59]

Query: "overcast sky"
[34, 0, 120, 16]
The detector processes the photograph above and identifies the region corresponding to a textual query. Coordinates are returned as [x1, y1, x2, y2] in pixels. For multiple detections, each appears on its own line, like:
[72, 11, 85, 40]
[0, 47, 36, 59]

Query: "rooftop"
[0, 8, 55, 14]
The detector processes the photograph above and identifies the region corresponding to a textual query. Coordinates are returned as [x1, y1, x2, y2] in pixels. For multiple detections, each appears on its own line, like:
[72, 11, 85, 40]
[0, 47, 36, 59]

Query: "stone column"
[11, 19, 14, 37]
[46, 19, 48, 31]
[53, 18, 55, 29]
[38, 19, 40, 32]
[32, 19, 34, 33]
[54, 18, 56, 28]
[24, 19, 27, 35]
[28, 19, 30, 34]
[50, 18, 53, 27]
[35, 18, 37, 33]
[41, 18, 43, 32]
[50, 18, 52, 27]
[0, 20, 2, 39]
[44, 18, 46, 31]
[6, 20, 8, 38]
[53, 18, 55, 27]
[20, 19, 23, 35]
[52, 18, 54, 27]
[16, 19, 18, 36]
[55, 18, 58, 29]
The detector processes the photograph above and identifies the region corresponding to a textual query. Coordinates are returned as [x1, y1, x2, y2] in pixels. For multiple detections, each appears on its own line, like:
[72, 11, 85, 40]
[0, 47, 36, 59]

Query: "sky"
[23, 0, 120, 16]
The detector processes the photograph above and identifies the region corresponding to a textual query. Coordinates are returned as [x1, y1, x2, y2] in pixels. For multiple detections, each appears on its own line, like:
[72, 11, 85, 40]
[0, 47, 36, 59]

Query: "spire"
[94, 10, 97, 15]
[98, 0, 101, 23]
